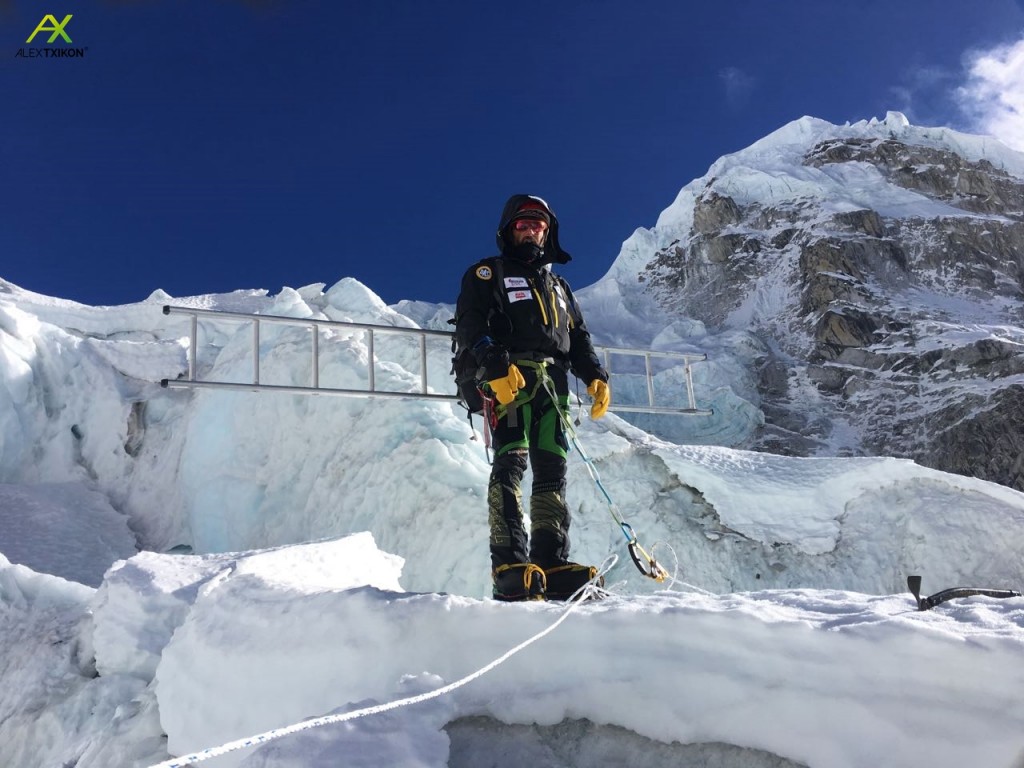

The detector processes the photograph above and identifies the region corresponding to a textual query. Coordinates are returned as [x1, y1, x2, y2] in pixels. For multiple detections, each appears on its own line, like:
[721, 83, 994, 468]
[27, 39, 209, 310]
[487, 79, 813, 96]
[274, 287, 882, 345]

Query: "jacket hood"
[496, 194, 571, 265]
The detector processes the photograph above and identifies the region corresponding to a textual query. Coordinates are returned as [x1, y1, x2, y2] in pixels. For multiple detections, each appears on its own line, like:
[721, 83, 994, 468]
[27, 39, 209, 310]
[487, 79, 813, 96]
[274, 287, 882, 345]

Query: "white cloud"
[957, 37, 1024, 151]
[719, 66, 755, 109]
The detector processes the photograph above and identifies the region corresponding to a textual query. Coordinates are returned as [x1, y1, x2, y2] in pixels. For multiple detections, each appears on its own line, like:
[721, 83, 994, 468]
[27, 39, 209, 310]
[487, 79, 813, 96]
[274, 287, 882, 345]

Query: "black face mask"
[507, 241, 544, 263]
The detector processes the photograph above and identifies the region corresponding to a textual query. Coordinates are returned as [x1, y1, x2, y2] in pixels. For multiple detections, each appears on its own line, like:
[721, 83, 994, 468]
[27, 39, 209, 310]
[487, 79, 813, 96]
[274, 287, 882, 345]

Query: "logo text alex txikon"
[15, 15, 86, 58]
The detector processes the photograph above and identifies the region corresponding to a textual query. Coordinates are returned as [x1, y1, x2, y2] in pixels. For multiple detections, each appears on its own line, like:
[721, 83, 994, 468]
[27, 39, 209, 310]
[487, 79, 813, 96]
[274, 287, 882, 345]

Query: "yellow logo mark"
[476, 266, 493, 280]
[26, 14, 73, 44]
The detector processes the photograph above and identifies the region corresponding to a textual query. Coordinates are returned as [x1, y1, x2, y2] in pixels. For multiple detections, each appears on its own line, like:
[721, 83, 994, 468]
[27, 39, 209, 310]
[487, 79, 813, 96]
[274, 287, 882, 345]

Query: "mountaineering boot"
[543, 563, 603, 601]
[492, 562, 546, 601]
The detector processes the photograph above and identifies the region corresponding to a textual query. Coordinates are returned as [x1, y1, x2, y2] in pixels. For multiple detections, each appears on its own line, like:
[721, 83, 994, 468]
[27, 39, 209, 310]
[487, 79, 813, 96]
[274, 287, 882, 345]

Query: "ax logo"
[26, 14, 73, 44]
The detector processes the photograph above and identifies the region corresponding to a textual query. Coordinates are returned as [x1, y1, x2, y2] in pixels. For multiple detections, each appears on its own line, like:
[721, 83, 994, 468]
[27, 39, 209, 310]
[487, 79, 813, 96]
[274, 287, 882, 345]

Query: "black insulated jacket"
[455, 196, 607, 386]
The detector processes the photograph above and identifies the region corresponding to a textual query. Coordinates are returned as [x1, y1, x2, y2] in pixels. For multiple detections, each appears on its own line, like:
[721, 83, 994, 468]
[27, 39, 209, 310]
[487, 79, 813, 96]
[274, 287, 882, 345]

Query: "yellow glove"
[488, 364, 526, 406]
[587, 379, 610, 419]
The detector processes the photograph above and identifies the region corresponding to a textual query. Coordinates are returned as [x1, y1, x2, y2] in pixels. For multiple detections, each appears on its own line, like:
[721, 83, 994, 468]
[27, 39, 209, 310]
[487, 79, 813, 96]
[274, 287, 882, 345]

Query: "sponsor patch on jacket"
[506, 289, 532, 304]
[475, 265, 493, 280]
[504, 276, 528, 289]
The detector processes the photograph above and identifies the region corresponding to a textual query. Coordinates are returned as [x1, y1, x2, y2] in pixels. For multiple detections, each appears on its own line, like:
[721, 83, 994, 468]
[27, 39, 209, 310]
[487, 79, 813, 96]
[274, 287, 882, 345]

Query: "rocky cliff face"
[640, 116, 1024, 491]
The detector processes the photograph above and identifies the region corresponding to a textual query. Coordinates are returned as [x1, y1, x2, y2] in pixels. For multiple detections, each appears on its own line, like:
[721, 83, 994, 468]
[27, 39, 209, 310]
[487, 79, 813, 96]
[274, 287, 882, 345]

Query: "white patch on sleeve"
[504, 277, 528, 289]
[554, 285, 568, 312]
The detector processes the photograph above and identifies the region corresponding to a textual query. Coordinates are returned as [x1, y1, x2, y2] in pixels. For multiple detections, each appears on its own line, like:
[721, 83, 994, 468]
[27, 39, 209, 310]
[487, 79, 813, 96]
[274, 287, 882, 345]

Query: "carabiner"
[628, 540, 669, 582]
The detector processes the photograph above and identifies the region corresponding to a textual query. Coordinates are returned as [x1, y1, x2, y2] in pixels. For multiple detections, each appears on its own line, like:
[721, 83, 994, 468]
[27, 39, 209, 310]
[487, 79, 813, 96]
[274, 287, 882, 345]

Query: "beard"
[508, 241, 544, 263]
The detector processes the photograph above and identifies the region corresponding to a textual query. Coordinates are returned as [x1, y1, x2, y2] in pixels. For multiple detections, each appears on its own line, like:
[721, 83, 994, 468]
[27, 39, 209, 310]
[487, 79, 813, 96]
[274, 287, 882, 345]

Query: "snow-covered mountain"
[603, 111, 1024, 491]
[2, 114, 1024, 768]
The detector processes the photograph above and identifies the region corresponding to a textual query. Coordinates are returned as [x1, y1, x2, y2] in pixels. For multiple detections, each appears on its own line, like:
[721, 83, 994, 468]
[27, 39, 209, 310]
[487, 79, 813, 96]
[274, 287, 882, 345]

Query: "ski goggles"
[511, 219, 548, 232]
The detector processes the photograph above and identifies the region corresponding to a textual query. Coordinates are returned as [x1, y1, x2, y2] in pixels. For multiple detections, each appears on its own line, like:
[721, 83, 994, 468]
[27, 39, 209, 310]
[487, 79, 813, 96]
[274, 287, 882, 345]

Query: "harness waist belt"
[510, 353, 566, 368]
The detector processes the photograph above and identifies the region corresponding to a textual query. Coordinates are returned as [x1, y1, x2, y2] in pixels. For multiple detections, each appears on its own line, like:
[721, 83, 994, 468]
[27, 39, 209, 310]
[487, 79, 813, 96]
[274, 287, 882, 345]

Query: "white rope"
[146, 563, 613, 768]
[649, 540, 715, 596]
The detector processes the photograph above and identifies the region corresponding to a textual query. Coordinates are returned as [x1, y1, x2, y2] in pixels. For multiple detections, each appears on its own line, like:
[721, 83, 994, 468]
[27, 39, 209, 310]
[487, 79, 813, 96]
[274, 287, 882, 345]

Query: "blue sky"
[3, 1, 1024, 308]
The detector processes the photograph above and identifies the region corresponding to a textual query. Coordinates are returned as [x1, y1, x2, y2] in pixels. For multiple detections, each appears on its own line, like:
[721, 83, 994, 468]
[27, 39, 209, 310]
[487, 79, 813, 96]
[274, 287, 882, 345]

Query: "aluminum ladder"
[159, 305, 712, 416]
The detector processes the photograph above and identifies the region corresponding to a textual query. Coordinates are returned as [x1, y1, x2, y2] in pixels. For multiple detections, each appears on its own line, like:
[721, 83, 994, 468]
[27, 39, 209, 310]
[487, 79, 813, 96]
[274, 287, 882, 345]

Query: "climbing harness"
[528, 361, 669, 583]
[477, 359, 559, 464]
